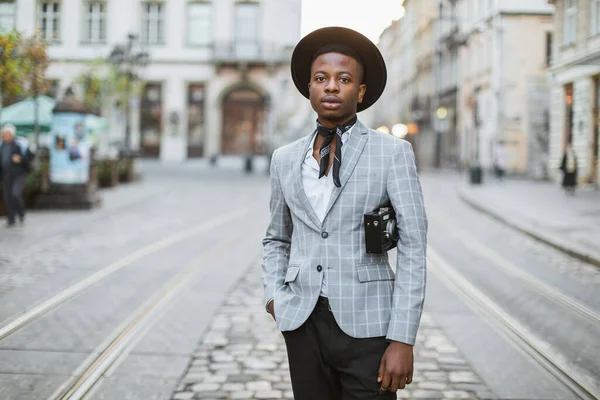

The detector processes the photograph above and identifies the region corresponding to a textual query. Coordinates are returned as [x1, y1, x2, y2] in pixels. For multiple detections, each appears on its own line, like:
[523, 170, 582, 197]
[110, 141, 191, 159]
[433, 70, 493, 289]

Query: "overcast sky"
[300, 0, 406, 44]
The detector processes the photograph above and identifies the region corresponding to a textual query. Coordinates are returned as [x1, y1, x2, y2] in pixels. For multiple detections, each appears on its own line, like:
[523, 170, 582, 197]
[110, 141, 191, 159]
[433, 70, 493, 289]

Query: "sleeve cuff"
[265, 298, 274, 313]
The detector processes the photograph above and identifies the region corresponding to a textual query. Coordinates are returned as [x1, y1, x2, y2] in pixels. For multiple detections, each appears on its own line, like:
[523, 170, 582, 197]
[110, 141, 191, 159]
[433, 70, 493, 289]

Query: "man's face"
[2, 131, 13, 143]
[308, 52, 366, 127]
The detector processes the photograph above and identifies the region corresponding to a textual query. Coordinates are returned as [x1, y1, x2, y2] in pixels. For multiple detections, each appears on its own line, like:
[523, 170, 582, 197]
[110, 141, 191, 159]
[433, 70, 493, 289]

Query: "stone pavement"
[458, 178, 600, 267]
[170, 265, 493, 400]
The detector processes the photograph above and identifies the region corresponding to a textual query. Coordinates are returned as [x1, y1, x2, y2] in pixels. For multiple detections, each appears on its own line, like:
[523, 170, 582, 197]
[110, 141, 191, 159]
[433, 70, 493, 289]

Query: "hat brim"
[291, 27, 387, 113]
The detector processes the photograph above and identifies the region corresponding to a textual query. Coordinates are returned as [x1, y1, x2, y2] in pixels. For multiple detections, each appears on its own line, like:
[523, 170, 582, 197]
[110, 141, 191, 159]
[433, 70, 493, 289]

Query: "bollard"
[244, 154, 253, 174]
[469, 162, 483, 185]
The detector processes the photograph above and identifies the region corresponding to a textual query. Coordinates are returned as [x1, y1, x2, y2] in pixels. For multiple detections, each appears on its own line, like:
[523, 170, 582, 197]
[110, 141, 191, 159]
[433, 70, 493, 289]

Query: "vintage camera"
[364, 202, 399, 254]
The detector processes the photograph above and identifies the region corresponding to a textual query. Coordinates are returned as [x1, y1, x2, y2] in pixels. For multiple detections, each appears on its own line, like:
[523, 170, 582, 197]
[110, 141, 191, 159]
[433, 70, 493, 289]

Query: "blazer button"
[321, 231, 329, 239]
[317, 265, 323, 272]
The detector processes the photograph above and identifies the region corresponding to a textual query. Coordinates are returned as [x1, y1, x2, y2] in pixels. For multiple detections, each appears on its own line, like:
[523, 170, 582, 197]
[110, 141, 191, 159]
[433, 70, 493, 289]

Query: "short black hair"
[311, 44, 366, 83]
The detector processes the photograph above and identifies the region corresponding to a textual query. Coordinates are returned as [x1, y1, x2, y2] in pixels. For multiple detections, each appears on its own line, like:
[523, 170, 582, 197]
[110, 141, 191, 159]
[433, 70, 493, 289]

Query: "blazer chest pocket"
[348, 169, 380, 183]
[356, 263, 395, 282]
[285, 266, 300, 284]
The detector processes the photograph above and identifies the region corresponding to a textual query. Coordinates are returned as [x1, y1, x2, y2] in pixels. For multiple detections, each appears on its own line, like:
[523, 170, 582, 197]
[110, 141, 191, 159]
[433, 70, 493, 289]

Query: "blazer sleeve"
[385, 140, 428, 345]
[262, 150, 293, 311]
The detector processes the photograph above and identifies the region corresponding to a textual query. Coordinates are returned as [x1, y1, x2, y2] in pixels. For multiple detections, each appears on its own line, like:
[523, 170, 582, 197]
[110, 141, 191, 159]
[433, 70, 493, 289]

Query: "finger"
[379, 370, 391, 394]
[398, 374, 407, 390]
[389, 375, 401, 393]
[377, 359, 385, 383]
[406, 373, 413, 385]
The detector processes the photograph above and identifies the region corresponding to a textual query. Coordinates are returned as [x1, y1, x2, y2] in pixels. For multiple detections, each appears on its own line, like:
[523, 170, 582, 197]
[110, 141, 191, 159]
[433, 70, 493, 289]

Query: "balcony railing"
[212, 41, 293, 65]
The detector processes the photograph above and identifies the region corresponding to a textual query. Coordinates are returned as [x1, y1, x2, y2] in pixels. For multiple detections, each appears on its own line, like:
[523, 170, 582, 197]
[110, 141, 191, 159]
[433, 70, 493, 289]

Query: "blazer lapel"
[323, 121, 369, 219]
[291, 132, 322, 230]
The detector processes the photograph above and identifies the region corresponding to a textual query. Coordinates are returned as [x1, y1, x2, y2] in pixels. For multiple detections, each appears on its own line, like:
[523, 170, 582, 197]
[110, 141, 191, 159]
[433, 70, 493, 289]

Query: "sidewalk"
[170, 264, 493, 400]
[458, 178, 600, 267]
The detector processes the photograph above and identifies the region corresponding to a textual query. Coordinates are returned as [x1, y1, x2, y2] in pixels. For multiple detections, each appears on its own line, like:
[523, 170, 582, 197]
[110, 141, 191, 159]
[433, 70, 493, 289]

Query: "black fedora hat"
[291, 26, 387, 112]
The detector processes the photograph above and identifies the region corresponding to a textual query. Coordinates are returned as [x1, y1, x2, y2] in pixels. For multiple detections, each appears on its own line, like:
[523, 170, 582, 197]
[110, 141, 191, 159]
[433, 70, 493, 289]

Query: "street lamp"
[376, 126, 390, 134]
[108, 33, 150, 152]
[392, 123, 409, 138]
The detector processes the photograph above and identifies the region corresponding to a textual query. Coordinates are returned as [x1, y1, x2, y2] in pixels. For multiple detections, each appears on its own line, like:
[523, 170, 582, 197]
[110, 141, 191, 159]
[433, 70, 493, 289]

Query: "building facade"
[375, 0, 554, 174]
[372, 0, 435, 168]
[456, 0, 554, 176]
[547, 0, 600, 184]
[1, 0, 304, 161]
[435, 0, 462, 168]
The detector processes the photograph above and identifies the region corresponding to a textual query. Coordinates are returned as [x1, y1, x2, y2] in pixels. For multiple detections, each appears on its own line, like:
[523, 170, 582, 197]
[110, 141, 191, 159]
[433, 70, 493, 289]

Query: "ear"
[357, 84, 367, 104]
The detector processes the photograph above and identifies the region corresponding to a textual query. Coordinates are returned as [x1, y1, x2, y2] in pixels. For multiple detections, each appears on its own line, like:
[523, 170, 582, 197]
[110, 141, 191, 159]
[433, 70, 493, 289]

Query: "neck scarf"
[316, 116, 357, 187]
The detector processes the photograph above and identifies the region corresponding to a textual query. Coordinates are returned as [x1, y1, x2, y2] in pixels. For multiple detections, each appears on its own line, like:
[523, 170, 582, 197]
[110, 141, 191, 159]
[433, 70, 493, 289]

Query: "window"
[142, 2, 164, 44]
[84, 1, 106, 43]
[38, 1, 61, 42]
[0, 1, 16, 32]
[592, 0, 600, 35]
[187, 2, 211, 46]
[235, 2, 259, 58]
[564, 0, 577, 45]
[546, 32, 553, 66]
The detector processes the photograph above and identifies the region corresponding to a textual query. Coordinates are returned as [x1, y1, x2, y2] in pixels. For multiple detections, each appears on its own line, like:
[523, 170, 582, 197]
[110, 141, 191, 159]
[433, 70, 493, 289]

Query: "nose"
[325, 77, 339, 93]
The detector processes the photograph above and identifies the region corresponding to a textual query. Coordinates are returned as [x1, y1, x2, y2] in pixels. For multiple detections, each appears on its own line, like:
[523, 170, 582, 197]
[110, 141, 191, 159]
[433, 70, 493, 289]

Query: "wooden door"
[221, 89, 266, 155]
[187, 84, 206, 158]
[140, 83, 163, 158]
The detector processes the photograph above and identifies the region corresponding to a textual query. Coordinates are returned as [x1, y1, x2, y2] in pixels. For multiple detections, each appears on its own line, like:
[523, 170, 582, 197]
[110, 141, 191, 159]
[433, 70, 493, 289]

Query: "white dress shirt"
[302, 128, 351, 298]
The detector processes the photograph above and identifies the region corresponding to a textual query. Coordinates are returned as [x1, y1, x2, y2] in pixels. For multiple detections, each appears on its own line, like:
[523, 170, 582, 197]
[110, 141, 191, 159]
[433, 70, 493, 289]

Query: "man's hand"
[267, 300, 275, 321]
[377, 341, 414, 393]
[12, 154, 21, 164]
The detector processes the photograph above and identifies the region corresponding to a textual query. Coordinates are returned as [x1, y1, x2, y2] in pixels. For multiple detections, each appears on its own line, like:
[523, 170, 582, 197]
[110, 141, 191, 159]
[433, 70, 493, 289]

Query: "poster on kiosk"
[49, 113, 91, 185]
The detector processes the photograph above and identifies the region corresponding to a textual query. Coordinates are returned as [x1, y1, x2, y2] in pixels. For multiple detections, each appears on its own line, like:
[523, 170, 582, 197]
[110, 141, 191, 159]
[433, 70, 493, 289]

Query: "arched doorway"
[221, 88, 268, 155]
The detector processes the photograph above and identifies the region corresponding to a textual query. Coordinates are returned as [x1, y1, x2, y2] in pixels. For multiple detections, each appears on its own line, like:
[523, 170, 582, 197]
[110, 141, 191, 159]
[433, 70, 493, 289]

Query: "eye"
[340, 78, 350, 84]
[315, 76, 326, 82]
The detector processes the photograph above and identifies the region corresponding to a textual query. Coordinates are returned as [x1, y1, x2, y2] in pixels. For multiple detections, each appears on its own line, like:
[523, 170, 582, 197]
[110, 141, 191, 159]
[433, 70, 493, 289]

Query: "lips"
[321, 96, 342, 110]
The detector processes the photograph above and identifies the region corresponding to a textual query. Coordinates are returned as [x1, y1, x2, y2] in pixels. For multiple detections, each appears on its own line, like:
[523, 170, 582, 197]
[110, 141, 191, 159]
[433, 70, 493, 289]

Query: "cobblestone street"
[171, 264, 492, 400]
[1, 164, 598, 400]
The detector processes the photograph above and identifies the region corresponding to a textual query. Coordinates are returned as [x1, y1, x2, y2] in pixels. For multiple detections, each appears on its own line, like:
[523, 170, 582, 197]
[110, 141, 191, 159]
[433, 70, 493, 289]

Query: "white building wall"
[11, 0, 302, 162]
[548, 0, 600, 183]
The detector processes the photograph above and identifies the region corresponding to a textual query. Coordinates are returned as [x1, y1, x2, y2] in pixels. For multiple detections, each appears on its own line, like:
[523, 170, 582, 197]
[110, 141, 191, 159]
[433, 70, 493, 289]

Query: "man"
[262, 27, 428, 399]
[0, 124, 30, 227]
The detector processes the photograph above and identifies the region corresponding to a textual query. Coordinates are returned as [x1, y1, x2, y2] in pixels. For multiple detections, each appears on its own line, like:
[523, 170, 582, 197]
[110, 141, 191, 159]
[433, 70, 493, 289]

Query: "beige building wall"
[457, 0, 553, 175]
[502, 14, 554, 174]
[373, 0, 435, 166]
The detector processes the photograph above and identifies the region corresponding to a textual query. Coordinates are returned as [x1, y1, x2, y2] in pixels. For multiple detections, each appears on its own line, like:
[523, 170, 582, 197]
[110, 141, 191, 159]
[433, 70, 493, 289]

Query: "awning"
[0, 95, 56, 135]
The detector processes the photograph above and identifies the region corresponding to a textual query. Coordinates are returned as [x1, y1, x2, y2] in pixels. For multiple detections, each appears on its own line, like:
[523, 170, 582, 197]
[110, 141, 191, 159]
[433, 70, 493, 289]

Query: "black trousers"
[2, 174, 25, 223]
[282, 297, 396, 400]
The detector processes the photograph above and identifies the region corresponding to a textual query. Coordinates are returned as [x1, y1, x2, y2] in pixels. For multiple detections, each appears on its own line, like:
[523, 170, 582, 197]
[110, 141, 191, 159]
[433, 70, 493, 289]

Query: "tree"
[20, 32, 50, 147]
[105, 63, 146, 111]
[76, 59, 146, 116]
[0, 30, 26, 121]
[75, 58, 105, 114]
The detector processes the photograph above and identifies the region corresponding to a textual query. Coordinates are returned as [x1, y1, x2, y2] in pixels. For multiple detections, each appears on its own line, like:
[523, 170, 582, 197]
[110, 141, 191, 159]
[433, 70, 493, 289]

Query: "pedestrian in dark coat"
[0, 124, 31, 227]
[560, 143, 578, 195]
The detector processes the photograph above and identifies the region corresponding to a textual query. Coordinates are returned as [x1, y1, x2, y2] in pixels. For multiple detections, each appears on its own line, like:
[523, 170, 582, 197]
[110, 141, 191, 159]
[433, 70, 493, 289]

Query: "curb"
[457, 187, 600, 269]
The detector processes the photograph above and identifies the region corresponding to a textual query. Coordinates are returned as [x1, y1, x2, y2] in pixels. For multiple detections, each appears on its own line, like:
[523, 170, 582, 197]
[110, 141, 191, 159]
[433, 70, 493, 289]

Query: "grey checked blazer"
[262, 120, 427, 345]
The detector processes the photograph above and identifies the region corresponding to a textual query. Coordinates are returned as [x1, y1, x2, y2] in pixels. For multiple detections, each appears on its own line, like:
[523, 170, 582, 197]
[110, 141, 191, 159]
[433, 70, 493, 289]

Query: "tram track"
[0, 206, 249, 342]
[428, 247, 600, 400]
[431, 210, 600, 328]
[47, 225, 260, 400]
